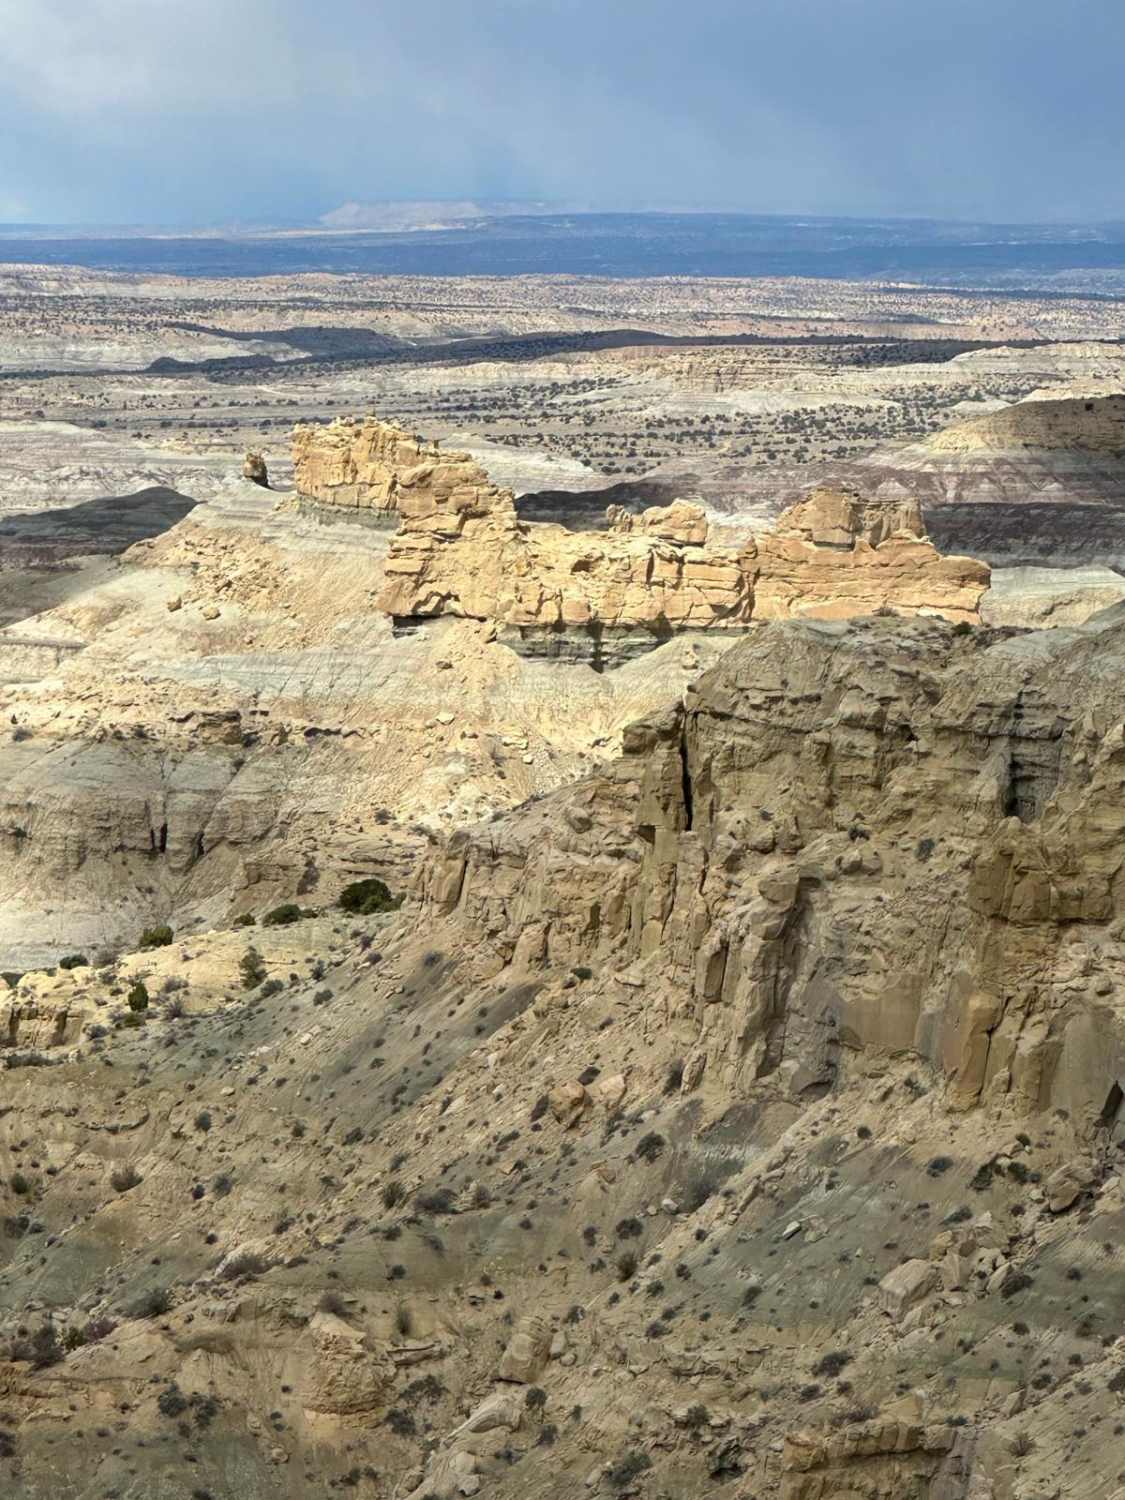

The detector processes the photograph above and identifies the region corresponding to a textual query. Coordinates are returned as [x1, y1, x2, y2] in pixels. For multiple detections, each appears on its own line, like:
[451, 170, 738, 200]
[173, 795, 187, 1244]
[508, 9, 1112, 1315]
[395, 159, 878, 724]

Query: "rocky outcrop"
[242, 450, 269, 488]
[292, 416, 509, 523]
[416, 607, 1125, 1132]
[781, 1416, 961, 1500]
[291, 419, 987, 666]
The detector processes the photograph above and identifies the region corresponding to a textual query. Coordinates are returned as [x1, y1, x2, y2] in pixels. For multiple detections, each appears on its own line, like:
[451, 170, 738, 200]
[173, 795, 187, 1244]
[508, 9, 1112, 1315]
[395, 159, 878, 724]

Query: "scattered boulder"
[878, 1259, 938, 1318]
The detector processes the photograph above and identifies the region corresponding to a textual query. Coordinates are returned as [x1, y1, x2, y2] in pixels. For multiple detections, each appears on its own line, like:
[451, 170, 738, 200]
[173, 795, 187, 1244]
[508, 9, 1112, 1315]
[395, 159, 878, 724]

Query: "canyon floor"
[1, 261, 1125, 1500]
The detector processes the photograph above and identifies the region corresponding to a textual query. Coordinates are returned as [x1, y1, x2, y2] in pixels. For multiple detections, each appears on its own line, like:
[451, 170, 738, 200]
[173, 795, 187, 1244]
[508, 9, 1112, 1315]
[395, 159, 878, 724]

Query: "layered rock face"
[292, 416, 510, 523]
[291, 419, 988, 665]
[418, 608, 1125, 1129]
[8, 612, 1125, 1500]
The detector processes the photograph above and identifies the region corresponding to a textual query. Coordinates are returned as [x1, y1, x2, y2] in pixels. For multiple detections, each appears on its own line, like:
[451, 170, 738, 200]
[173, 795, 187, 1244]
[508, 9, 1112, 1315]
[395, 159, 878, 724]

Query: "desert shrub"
[219, 1252, 268, 1282]
[1010, 1431, 1034, 1457]
[239, 948, 266, 990]
[394, 1302, 414, 1337]
[615, 1217, 643, 1240]
[338, 878, 400, 916]
[127, 981, 149, 1013]
[635, 1133, 665, 1163]
[157, 1384, 189, 1418]
[677, 1156, 738, 1213]
[232, 912, 255, 928]
[194, 1110, 212, 1132]
[525, 1386, 547, 1410]
[62, 1326, 86, 1352]
[381, 1180, 406, 1210]
[8, 1323, 62, 1368]
[138, 925, 174, 950]
[403, 1375, 445, 1407]
[318, 1291, 349, 1317]
[261, 903, 312, 927]
[813, 1350, 852, 1379]
[969, 1161, 995, 1192]
[682, 1403, 710, 1432]
[663, 1058, 684, 1094]
[129, 1286, 172, 1319]
[9, 1172, 31, 1196]
[615, 1251, 638, 1282]
[927, 1157, 953, 1177]
[385, 1407, 415, 1436]
[58, 953, 88, 970]
[415, 1187, 456, 1215]
[1000, 1271, 1033, 1300]
[606, 1451, 652, 1490]
[110, 1165, 143, 1193]
[258, 978, 284, 998]
[83, 1316, 116, 1343]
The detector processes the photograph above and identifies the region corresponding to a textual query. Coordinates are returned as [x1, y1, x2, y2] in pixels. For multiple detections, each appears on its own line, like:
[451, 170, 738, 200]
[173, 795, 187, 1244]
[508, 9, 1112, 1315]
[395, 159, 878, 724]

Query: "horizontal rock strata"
[294, 419, 988, 666]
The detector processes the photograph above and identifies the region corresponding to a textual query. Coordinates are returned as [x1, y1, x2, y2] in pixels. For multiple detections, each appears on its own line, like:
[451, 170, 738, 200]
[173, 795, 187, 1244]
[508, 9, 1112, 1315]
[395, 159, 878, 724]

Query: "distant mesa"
[316, 198, 560, 232]
[921, 391, 1125, 457]
[292, 415, 989, 668]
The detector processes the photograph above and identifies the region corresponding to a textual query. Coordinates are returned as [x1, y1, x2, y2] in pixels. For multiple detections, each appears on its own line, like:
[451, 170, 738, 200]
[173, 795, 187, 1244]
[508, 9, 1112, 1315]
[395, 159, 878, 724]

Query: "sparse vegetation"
[338, 878, 400, 916]
[138, 925, 174, 950]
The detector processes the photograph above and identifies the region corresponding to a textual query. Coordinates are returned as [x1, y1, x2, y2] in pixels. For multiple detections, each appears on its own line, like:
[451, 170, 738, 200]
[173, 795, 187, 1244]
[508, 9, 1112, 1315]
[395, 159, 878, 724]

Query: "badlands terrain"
[1, 257, 1125, 1500]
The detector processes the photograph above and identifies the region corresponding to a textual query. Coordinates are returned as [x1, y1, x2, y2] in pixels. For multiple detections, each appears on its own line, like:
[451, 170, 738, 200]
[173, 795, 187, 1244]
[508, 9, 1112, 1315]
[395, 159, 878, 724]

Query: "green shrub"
[138, 925, 174, 951]
[261, 903, 312, 928]
[239, 948, 266, 990]
[58, 953, 88, 970]
[338, 878, 400, 916]
[111, 1165, 143, 1193]
[127, 981, 149, 1013]
[232, 912, 256, 928]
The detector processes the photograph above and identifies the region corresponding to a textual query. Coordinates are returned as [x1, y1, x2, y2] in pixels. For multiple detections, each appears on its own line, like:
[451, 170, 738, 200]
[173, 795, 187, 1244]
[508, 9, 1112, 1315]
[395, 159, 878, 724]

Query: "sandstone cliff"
[416, 608, 1125, 1129]
[291, 419, 989, 665]
[292, 416, 511, 521]
[288, 420, 987, 666]
[7, 608, 1125, 1500]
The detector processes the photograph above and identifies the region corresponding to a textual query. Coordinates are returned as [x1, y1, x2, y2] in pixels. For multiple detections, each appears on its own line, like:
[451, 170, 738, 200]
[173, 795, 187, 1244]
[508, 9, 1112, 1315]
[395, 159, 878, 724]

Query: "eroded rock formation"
[292, 416, 510, 523]
[291, 419, 989, 666]
[416, 608, 1125, 1130]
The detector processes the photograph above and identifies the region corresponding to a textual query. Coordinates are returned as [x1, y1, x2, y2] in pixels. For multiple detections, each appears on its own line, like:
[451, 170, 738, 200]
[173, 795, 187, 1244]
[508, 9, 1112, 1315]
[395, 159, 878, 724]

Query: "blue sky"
[0, 0, 1122, 225]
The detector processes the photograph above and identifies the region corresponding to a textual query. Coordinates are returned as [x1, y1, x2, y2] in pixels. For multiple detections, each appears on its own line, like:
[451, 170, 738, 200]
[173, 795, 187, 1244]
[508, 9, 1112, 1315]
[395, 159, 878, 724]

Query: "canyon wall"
[416, 608, 1125, 1133]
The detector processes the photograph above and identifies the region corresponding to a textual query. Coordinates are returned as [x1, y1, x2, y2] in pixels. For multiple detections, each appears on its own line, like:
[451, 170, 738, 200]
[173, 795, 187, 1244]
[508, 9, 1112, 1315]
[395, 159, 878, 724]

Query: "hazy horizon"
[1, 0, 1123, 227]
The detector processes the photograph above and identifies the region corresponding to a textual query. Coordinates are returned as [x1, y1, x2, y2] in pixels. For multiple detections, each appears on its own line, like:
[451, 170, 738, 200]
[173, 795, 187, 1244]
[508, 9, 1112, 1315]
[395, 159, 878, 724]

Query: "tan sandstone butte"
[292, 416, 990, 638]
